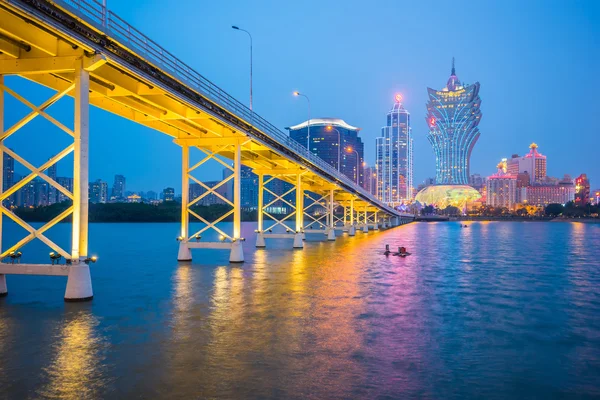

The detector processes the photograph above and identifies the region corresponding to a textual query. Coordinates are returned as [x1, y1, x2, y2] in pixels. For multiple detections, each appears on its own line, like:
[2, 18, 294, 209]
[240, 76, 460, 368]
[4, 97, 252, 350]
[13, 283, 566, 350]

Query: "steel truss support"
[302, 189, 337, 241]
[0, 61, 93, 301]
[254, 172, 305, 249]
[177, 140, 245, 262]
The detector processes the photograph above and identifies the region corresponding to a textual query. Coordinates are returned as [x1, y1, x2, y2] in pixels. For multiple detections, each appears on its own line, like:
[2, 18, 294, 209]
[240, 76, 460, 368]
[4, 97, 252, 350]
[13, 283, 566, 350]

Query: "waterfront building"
[415, 185, 481, 210]
[525, 184, 575, 206]
[89, 179, 108, 203]
[287, 118, 364, 186]
[486, 161, 517, 209]
[111, 174, 126, 200]
[425, 58, 482, 185]
[162, 187, 175, 202]
[506, 144, 547, 184]
[127, 194, 141, 203]
[376, 95, 413, 205]
[574, 173, 590, 206]
[417, 58, 482, 210]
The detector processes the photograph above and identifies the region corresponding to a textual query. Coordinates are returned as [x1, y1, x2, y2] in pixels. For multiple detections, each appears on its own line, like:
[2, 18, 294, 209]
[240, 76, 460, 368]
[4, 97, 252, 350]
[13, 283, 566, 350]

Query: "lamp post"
[293, 91, 311, 151]
[346, 146, 360, 184]
[232, 26, 253, 111]
[325, 125, 341, 171]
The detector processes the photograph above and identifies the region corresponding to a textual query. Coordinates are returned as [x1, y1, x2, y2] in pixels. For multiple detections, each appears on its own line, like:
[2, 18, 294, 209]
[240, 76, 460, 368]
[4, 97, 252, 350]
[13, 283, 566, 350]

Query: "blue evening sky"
[4, 0, 599, 192]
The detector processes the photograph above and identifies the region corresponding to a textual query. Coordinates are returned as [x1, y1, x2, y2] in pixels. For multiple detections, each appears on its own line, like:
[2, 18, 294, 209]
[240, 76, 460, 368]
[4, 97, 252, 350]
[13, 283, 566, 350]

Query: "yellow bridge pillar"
[293, 173, 304, 248]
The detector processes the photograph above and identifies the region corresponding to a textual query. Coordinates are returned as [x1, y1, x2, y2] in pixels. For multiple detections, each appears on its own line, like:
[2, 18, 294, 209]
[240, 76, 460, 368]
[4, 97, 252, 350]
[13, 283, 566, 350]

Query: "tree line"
[11, 202, 277, 223]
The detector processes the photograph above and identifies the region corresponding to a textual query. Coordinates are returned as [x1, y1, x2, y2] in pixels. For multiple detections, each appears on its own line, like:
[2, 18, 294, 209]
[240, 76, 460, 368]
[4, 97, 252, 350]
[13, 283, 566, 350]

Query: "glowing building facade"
[425, 59, 482, 185]
[506, 143, 547, 184]
[376, 95, 413, 205]
[486, 160, 517, 209]
[287, 118, 364, 186]
[574, 173, 590, 206]
[415, 185, 481, 209]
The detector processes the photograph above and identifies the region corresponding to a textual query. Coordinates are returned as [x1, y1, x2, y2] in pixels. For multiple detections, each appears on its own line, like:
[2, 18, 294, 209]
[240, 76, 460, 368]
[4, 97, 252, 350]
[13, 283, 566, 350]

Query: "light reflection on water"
[37, 311, 109, 400]
[1, 221, 599, 398]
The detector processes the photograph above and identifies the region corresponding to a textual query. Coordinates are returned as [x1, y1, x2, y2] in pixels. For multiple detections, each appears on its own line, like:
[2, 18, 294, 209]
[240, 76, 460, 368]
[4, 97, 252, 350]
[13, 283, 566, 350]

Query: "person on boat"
[399, 247, 407, 256]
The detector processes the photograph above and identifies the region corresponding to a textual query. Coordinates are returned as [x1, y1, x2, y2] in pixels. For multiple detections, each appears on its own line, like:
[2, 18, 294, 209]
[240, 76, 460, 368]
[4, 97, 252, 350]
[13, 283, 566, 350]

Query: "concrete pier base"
[327, 228, 336, 241]
[177, 242, 192, 261]
[374, 224, 379, 231]
[229, 240, 244, 263]
[0, 274, 6, 297]
[362, 224, 369, 233]
[293, 233, 304, 248]
[255, 232, 266, 248]
[64, 265, 93, 302]
[382, 222, 387, 229]
[348, 225, 356, 236]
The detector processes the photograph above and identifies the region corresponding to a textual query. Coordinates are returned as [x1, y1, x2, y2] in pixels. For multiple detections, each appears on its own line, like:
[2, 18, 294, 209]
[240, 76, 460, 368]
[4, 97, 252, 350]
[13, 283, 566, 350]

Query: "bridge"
[0, 0, 413, 301]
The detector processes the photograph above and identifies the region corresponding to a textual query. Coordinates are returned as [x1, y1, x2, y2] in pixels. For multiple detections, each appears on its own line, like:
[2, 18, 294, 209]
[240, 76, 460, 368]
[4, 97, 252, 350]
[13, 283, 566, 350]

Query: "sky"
[4, 0, 599, 193]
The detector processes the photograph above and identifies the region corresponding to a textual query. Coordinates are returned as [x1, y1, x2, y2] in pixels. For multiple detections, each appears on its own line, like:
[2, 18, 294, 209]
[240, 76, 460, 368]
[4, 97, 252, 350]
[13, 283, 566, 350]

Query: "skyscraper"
[287, 118, 364, 186]
[425, 58, 482, 185]
[112, 174, 126, 200]
[416, 59, 482, 210]
[376, 94, 413, 205]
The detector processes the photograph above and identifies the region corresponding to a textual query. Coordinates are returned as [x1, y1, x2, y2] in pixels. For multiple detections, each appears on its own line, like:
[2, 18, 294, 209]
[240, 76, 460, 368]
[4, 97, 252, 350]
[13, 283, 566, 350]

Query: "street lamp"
[293, 91, 311, 151]
[346, 146, 360, 184]
[232, 26, 253, 110]
[325, 125, 341, 171]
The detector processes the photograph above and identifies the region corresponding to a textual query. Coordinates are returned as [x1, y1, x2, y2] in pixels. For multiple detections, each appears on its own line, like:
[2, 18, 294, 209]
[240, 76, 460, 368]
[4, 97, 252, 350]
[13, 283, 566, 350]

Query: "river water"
[1, 221, 599, 399]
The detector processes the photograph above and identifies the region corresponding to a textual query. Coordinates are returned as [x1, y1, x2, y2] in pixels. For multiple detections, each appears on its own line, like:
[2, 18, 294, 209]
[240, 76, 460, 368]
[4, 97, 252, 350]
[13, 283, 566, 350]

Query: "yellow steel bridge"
[0, 0, 412, 301]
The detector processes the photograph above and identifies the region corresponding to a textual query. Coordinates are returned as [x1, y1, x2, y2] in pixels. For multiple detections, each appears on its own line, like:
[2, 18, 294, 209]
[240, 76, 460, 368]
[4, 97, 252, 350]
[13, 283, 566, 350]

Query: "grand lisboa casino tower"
[415, 58, 483, 209]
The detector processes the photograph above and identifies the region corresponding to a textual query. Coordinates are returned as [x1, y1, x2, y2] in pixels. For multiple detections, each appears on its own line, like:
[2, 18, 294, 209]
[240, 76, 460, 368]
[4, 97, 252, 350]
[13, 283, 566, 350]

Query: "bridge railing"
[52, 0, 398, 214]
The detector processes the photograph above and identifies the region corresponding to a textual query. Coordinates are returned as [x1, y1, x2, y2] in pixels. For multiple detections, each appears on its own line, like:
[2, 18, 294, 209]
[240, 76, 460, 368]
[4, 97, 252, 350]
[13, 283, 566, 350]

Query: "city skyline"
[1, 0, 597, 194]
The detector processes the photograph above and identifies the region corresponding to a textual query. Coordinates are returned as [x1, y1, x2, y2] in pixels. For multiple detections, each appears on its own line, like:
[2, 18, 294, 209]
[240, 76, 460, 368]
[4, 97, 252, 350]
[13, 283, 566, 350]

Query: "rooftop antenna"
[451, 57, 456, 75]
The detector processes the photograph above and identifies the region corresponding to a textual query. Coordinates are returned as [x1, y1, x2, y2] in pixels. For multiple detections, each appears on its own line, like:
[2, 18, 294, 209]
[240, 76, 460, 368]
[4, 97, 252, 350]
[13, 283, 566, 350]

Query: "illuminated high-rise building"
[574, 173, 590, 206]
[425, 58, 482, 185]
[486, 159, 517, 209]
[376, 94, 413, 205]
[287, 118, 364, 186]
[506, 143, 547, 184]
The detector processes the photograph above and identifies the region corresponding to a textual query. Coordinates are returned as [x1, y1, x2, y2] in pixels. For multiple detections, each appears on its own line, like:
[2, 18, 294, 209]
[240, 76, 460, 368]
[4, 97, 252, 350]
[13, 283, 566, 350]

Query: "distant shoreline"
[454, 217, 600, 223]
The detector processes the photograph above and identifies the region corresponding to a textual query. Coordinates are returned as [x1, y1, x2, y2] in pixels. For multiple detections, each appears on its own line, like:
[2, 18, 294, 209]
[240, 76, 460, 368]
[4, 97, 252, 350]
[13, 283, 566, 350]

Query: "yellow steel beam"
[0, 8, 58, 55]
[0, 37, 19, 58]
[0, 56, 78, 74]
